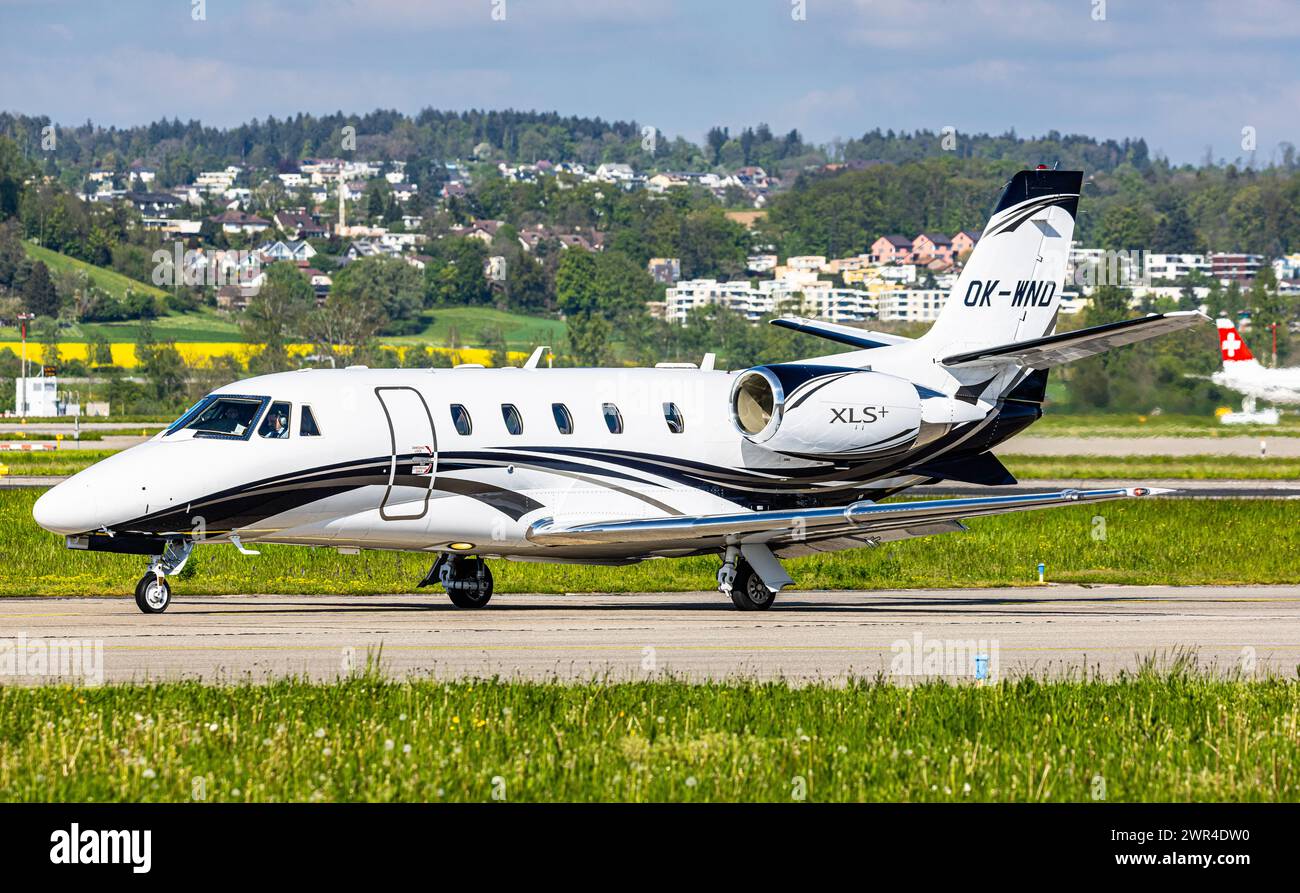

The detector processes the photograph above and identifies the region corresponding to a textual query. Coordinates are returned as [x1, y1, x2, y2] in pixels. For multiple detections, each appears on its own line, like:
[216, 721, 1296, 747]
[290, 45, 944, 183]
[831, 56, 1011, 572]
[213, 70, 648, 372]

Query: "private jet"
[33, 168, 1209, 612]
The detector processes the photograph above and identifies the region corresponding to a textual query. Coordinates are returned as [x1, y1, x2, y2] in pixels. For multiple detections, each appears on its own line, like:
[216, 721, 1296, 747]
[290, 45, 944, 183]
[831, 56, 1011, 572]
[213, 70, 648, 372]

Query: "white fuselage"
[1213, 361, 1300, 405]
[32, 361, 974, 561]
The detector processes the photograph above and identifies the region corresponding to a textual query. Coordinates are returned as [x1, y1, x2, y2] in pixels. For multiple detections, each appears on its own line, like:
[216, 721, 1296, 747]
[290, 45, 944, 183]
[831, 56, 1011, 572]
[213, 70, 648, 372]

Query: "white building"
[15, 375, 78, 417]
[1145, 253, 1209, 281]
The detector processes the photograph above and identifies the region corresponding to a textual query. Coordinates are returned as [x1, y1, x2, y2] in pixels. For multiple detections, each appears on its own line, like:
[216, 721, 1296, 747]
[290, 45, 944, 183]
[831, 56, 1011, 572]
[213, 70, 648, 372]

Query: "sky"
[1, 0, 1297, 164]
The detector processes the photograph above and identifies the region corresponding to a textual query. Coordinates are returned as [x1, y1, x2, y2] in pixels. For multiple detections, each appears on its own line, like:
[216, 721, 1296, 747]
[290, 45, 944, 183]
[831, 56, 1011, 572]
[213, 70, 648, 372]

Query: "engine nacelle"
[729, 364, 986, 458]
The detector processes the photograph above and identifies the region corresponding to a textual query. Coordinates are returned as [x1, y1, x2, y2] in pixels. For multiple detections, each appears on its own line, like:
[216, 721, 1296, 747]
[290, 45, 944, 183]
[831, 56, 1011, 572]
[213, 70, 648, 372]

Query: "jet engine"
[729, 364, 985, 458]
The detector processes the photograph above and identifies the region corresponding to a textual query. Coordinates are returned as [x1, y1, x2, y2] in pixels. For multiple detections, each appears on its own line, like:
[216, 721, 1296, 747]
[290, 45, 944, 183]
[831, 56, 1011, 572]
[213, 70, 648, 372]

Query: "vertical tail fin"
[923, 168, 1081, 355]
[1216, 318, 1258, 365]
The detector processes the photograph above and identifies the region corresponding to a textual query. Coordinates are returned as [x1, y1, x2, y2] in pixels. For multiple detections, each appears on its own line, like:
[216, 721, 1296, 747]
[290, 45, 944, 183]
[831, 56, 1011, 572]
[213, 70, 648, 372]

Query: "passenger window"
[552, 403, 574, 435]
[258, 401, 292, 439]
[450, 404, 472, 436]
[299, 405, 321, 436]
[602, 403, 624, 434]
[501, 404, 523, 436]
[663, 402, 685, 434]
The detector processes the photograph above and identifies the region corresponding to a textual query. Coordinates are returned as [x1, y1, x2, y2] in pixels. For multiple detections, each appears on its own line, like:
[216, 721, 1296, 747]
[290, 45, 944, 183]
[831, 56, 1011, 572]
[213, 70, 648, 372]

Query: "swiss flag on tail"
[1216, 319, 1254, 363]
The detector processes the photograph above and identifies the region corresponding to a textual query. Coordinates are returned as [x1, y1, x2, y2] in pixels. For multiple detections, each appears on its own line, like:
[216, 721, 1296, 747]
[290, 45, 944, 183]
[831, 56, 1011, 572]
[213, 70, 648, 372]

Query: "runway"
[3, 586, 1297, 684]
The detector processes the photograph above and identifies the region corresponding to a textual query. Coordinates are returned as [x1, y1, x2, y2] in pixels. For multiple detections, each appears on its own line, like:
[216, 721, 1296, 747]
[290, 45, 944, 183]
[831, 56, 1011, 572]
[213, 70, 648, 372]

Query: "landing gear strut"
[427, 554, 494, 608]
[718, 546, 778, 611]
[134, 540, 193, 614]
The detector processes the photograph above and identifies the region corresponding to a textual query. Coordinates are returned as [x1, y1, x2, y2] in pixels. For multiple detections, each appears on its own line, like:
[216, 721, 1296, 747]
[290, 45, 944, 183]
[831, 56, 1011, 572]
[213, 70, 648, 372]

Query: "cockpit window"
[258, 401, 292, 439]
[299, 405, 321, 436]
[178, 395, 269, 440]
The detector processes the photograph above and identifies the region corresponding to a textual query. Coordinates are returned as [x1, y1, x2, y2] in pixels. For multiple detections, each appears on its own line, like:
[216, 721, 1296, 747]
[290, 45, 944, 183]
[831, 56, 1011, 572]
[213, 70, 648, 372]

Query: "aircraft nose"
[32, 479, 101, 535]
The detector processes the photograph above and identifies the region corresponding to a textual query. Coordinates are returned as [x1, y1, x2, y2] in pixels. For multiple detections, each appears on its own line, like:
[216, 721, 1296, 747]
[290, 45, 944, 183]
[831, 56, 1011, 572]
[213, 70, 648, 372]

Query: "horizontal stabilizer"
[909, 452, 1017, 486]
[770, 316, 912, 351]
[526, 486, 1169, 548]
[942, 311, 1209, 370]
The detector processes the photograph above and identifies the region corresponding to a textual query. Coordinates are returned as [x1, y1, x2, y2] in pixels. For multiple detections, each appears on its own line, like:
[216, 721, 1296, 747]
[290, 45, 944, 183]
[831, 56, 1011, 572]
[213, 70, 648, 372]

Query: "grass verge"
[1, 672, 1296, 801]
[1033, 412, 1300, 438]
[1003, 453, 1300, 480]
[1, 490, 1296, 595]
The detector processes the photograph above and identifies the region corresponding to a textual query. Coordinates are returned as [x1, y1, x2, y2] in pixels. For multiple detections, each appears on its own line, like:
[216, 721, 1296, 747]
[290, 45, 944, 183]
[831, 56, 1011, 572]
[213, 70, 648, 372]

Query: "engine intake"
[729, 364, 986, 459]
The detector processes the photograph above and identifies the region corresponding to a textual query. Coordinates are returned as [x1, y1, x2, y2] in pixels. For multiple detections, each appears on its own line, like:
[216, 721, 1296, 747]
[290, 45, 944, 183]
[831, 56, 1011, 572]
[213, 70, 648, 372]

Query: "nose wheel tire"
[729, 563, 777, 611]
[445, 557, 493, 609]
[134, 574, 172, 614]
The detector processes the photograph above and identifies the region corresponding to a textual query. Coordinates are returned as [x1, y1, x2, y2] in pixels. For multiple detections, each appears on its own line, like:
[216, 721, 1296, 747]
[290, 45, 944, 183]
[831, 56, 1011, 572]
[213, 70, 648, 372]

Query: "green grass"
[69, 307, 242, 343]
[1, 490, 1296, 596]
[22, 242, 167, 302]
[1035, 412, 1300, 438]
[1, 672, 1297, 801]
[1005, 453, 1300, 480]
[0, 449, 119, 476]
[392, 306, 567, 351]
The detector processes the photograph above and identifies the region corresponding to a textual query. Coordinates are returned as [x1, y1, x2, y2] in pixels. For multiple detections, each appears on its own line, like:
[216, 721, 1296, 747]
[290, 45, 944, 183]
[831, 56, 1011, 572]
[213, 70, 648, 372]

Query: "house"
[209, 210, 271, 235]
[912, 233, 954, 265]
[273, 210, 328, 240]
[460, 219, 505, 244]
[125, 192, 183, 215]
[951, 230, 980, 259]
[557, 228, 606, 252]
[647, 257, 681, 284]
[595, 163, 635, 183]
[441, 181, 468, 200]
[517, 224, 555, 252]
[298, 264, 332, 303]
[871, 235, 913, 264]
[344, 240, 401, 262]
[128, 165, 156, 186]
[258, 239, 317, 263]
[1209, 253, 1264, 284]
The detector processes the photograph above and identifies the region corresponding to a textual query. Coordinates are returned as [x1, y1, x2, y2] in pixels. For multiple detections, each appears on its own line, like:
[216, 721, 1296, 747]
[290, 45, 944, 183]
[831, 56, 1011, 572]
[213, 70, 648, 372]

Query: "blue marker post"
[974, 654, 989, 684]
[1037, 562, 1046, 585]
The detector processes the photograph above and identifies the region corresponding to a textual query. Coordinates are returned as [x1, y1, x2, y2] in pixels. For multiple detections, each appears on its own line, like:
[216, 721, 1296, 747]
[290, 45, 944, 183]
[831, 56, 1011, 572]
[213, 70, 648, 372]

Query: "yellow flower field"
[0, 342, 524, 368]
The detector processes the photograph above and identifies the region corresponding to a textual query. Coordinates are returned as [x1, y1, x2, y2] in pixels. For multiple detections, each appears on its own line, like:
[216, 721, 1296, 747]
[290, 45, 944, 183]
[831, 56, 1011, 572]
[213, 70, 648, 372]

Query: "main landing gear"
[421, 554, 494, 608]
[134, 540, 193, 614]
[717, 546, 780, 611]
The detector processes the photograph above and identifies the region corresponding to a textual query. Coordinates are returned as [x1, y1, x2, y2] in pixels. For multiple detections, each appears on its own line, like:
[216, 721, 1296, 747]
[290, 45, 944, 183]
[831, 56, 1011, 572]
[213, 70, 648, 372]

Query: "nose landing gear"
[133, 540, 193, 614]
[421, 554, 494, 608]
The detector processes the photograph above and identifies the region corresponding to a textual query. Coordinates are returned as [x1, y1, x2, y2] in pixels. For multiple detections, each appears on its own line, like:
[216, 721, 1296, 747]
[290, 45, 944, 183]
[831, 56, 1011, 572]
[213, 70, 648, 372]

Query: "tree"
[134, 320, 187, 405]
[36, 316, 60, 370]
[240, 263, 315, 373]
[332, 256, 425, 334]
[23, 260, 58, 317]
[304, 286, 387, 366]
[87, 330, 114, 367]
[426, 237, 491, 307]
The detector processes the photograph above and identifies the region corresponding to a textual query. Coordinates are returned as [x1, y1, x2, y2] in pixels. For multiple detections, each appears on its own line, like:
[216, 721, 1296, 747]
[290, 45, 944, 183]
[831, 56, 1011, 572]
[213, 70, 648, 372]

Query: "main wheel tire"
[134, 574, 172, 614]
[446, 558, 493, 609]
[729, 563, 777, 611]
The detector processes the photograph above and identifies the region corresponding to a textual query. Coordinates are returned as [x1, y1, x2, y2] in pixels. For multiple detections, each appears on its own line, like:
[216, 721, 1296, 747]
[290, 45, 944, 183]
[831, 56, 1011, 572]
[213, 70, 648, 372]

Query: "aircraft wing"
[525, 487, 1169, 549]
[942, 311, 1209, 370]
[769, 316, 913, 351]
